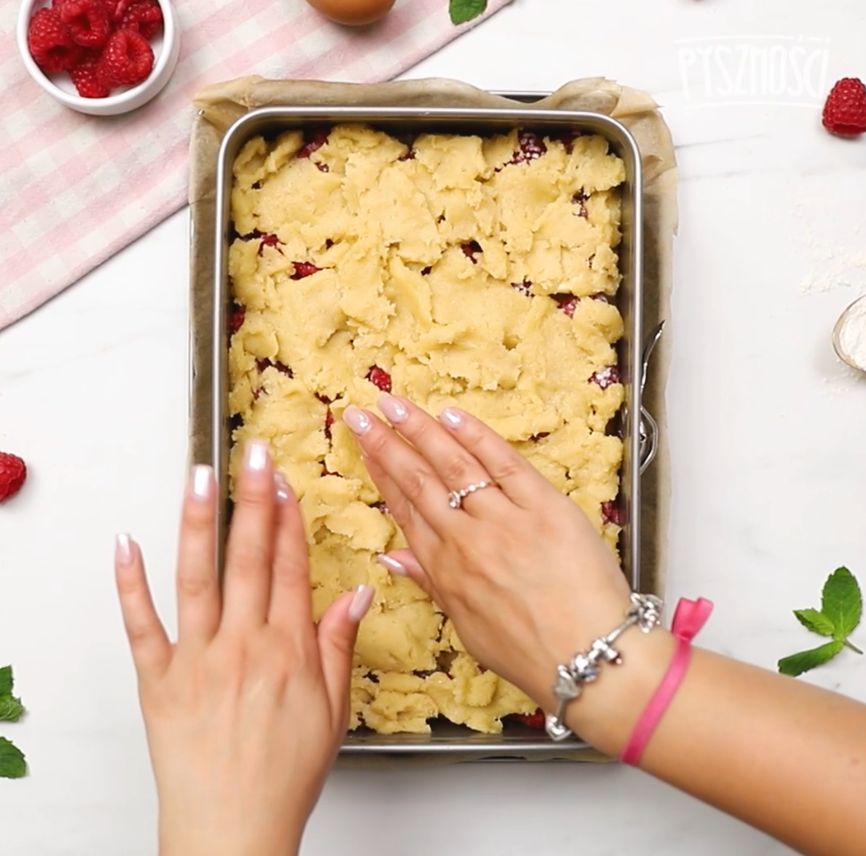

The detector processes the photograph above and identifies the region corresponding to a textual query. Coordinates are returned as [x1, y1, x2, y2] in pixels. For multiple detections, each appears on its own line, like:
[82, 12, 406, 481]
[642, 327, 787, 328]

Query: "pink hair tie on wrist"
[619, 596, 714, 766]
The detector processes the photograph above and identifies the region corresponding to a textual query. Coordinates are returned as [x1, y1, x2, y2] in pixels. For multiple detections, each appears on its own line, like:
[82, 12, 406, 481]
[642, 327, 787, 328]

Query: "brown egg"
[305, 0, 396, 26]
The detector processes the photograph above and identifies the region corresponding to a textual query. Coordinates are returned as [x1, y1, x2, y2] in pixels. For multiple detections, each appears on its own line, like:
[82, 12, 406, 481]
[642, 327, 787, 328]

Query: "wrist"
[562, 627, 677, 757]
[159, 817, 302, 856]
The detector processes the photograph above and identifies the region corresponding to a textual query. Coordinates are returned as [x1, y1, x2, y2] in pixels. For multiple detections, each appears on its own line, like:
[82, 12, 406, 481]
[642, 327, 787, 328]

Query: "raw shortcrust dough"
[228, 124, 626, 733]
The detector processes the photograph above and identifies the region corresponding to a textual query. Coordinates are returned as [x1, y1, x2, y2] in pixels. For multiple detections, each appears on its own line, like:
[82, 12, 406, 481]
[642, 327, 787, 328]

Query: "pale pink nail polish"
[349, 584, 374, 622]
[115, 533, 134, 567]
[245, 439, 269, 472]
[440, 408, 463, 429]
[191, 465, 213, 501]
[376, 554, 408, 576]
[378, 393, 409, 424]
[274, 473, 293, 503]
[343, 406, 372, 436]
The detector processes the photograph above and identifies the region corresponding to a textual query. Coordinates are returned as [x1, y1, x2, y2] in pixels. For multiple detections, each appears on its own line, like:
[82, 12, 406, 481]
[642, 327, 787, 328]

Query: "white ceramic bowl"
[16, 0, 180, 116]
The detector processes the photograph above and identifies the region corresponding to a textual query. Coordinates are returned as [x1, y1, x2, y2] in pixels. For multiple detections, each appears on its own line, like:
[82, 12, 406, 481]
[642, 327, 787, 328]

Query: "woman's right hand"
[342, 394, 673, 749]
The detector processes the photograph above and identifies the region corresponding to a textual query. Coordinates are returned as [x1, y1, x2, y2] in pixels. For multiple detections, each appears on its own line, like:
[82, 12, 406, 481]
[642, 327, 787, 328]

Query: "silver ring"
[447, 480, 496, 510]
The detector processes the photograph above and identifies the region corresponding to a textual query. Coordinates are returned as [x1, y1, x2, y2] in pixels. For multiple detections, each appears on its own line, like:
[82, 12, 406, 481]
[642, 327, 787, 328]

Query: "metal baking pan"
[210, 99, 650, 761]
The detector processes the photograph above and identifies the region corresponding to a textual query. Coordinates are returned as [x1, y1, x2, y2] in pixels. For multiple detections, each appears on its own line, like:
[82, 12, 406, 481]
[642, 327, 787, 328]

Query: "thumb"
[317, 584, 374, 726]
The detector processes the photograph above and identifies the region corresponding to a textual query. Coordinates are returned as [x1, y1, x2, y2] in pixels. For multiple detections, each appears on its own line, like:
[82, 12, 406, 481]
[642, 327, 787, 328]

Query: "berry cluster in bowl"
[27, 0, 163, 98]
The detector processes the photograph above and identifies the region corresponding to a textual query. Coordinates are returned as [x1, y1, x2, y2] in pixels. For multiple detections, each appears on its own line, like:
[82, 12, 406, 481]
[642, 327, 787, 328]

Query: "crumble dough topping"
[228, 124, 626, 734]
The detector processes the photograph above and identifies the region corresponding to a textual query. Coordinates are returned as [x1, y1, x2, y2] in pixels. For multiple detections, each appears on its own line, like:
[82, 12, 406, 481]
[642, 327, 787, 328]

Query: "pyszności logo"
[677, 35, 830, 107]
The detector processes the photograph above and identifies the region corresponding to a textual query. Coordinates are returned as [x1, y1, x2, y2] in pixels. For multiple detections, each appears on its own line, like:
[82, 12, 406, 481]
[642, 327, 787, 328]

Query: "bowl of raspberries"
[17, 0, 180, 116]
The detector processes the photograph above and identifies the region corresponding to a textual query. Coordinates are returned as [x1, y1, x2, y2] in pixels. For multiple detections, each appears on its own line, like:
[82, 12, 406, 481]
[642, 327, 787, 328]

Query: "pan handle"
[638, 322, 665, 474]
[639, 405, 658, 474]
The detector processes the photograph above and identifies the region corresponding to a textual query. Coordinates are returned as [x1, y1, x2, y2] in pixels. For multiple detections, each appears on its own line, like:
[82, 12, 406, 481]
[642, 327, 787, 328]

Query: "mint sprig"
[778, 567, 863, 677]
[449, 0, 487, 25]
[0, 666, 27, 778]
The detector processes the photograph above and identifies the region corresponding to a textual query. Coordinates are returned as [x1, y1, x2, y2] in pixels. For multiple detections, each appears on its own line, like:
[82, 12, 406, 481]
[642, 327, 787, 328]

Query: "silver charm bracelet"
[545, 593, 664, 741]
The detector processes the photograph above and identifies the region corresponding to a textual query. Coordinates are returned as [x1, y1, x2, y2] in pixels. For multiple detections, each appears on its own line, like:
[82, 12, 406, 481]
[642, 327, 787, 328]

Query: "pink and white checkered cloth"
[0, 0, 511, 330]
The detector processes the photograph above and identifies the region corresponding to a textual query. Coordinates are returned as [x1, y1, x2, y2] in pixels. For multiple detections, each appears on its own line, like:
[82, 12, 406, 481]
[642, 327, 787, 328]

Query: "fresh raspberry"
[367, 366, 392, 393]
[100, 28, 153, 87]
[291, 261, 321, 279]
[461, 240, 482, 262]
[822, 78, 866, 136]
[601, 500, 624, 526]
[228, 305, 245, 335]
[119, 0, 162, 39]
[514, 709, 545, 729]
[572, 190, 589, 219]
[590, 366, 621, 389]
[0, 453, 27, 503]
[28, 7, 82, 73]
[551, 294, 578, 317]
[555, 128, 582, 153]
[69, 52, 111, 97]
[297, 128, 330, 159]
[256, 358, 293, 377]
[511, 130, 547, 164]
[258, 233, 282, 256]
[60, 0, 111, 49]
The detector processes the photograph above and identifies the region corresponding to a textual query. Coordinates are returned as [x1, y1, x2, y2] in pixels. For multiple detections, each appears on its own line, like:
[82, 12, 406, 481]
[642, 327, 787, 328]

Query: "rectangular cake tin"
[209, 100, 647, 761]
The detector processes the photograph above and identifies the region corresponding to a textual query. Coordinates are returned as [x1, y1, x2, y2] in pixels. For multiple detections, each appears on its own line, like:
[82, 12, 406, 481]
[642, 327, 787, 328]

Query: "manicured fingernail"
[440, 408, 463, 429]
[378, 393, 409, 424]
[115, 533, 134, 567]
[343, 406, 372, 436]
[191, 465, 214, 501]
[349, 584, 374, 622]
[376, 554, 408, 576]
[274, 473, 293, 503]
[244, 439, 269, 472]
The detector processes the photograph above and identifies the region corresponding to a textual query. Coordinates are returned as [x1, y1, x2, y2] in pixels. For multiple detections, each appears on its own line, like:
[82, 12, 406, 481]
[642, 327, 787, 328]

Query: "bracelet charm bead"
[545, 593, 663, 742]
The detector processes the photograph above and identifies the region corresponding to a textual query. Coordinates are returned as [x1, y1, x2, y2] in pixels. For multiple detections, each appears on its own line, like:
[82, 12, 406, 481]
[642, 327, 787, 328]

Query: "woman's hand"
[114, 441, 372, 856]
[341, 394, 659, 744]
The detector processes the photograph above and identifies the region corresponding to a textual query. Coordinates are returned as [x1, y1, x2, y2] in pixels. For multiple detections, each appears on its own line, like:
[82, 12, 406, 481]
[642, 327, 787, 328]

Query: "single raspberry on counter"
[551, 293, 578, 317]
[291, 261, 321, 279]
[601, 500, 624, 527]
[590, 366, 621, 389]
[822, 78, 866, 136]
[28, 7, 82, 73]
[367, 366, 392, 393]
[60, 0, 111, 49]
[119, 0, 162, 39]
[100, 27, 153, 87]
[0, 453, 27, 503]
[514, 709, 546, 729]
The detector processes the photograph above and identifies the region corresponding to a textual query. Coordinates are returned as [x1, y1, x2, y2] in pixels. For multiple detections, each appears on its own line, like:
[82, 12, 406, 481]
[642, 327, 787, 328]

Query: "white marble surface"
[2, 0, 866, 853]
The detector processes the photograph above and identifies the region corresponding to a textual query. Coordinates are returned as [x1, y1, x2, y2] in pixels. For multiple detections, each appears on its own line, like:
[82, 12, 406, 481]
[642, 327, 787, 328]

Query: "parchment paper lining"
[187, 77, 677, 763]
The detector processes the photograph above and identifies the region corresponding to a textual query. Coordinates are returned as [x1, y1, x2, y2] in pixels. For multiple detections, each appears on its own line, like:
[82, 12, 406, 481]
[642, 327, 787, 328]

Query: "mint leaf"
[0, 666, 12, 697]
[822, 567, 862, 640]
[0, 697, 24, 723]
[0, 738, 26, 779]
[794, 608, 835, 637]
[449, 0, 487, 25]
[778, 640, 845, 677]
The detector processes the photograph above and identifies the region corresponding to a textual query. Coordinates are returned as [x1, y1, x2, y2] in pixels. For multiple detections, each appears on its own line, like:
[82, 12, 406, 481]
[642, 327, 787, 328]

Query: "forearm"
[567, 632, 866, 855]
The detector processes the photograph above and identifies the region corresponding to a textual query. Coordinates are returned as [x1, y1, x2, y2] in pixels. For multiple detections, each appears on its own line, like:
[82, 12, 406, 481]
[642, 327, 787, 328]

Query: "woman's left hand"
[114, 441, 373, 856]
